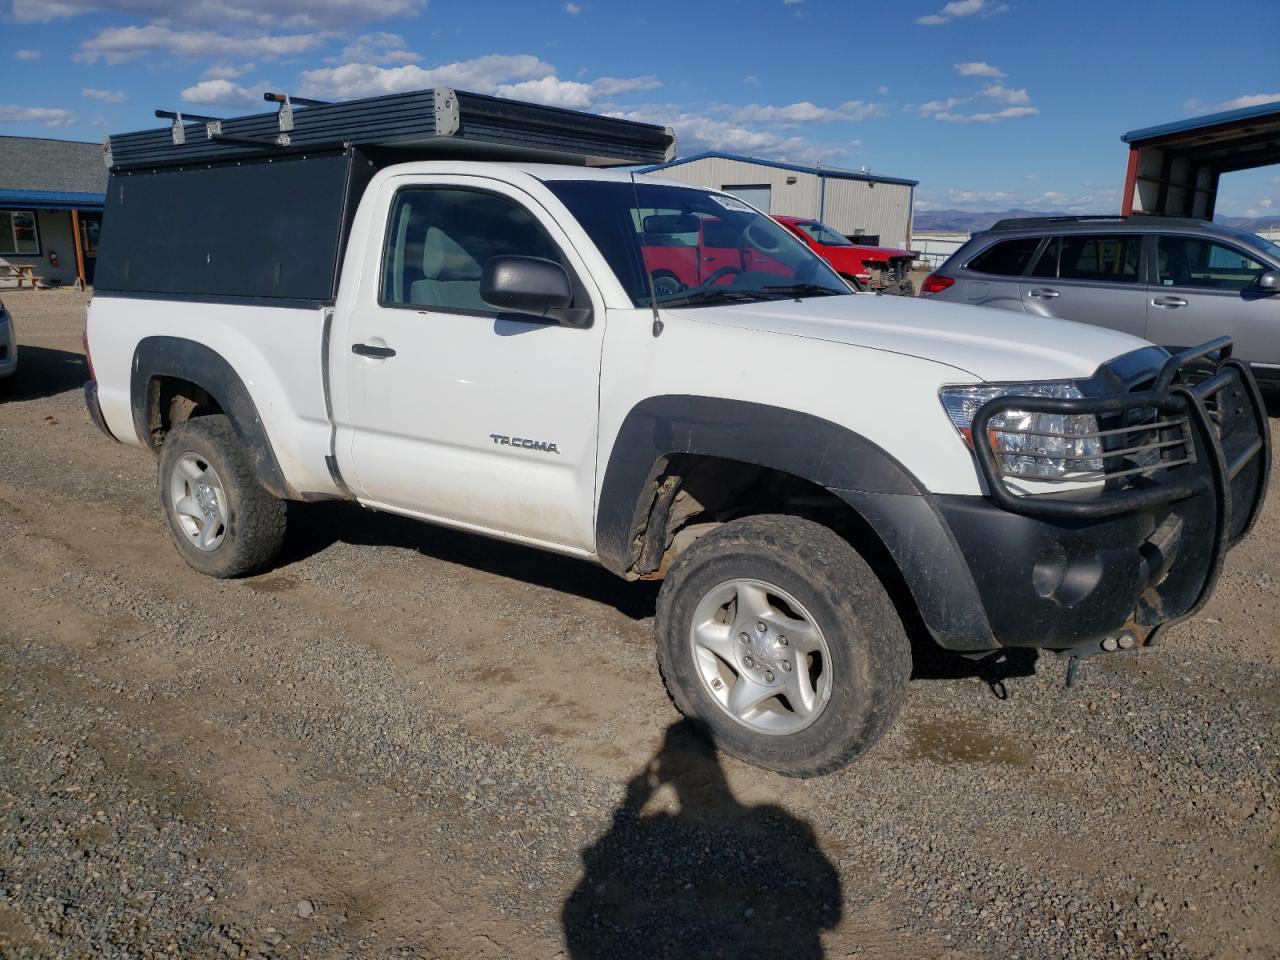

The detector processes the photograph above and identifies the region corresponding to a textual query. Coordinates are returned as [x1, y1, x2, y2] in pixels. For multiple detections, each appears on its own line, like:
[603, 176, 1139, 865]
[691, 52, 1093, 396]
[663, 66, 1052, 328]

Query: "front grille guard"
[971, 336, 1271, 537]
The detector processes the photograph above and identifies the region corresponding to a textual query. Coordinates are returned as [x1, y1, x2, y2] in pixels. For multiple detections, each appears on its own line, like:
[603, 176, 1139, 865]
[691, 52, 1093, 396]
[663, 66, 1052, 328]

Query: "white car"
[82, 88, 1271, 776]
[0, 299, 16, 394]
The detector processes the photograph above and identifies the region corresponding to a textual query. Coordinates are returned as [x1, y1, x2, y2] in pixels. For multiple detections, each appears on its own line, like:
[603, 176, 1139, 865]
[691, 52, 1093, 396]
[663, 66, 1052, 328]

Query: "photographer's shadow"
[563, 719, 841, 959]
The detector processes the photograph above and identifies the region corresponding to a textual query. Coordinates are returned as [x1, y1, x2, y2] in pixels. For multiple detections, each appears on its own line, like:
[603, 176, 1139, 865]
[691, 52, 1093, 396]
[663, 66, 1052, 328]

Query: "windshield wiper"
[759, 283, 845, 300]
[659, 288, 775, 307]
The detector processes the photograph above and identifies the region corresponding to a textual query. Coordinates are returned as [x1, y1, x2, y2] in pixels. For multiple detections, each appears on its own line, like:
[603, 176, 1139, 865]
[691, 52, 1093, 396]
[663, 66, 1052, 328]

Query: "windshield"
[545, 180, 850, 308]
[793, 220, 853, 247]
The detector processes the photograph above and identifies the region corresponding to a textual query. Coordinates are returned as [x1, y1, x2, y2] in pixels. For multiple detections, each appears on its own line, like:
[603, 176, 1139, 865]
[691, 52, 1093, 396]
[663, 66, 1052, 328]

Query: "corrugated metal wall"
[643, 156, 914, 248]
[646, 156, 822, 219]
[820, 179, 913, 249]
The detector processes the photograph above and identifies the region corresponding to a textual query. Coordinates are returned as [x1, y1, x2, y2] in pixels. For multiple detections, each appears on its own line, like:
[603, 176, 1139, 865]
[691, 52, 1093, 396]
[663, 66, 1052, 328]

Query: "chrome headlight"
[939, 382, 1104, 481]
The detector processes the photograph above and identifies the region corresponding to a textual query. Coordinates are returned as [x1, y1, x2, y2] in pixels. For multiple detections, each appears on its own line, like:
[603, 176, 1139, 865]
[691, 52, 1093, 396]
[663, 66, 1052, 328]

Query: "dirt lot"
[1, 288, 1277, 960]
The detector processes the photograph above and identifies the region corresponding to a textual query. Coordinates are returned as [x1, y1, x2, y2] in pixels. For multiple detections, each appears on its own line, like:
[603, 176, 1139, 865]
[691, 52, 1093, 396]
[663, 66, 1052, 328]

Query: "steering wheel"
[703, 265, 743, 286]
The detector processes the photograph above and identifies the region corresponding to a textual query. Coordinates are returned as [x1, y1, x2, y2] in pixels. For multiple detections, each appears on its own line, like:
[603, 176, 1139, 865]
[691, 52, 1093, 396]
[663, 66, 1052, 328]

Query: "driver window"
[381, 187, 570, 313]
[1156, 236, 1265, 292]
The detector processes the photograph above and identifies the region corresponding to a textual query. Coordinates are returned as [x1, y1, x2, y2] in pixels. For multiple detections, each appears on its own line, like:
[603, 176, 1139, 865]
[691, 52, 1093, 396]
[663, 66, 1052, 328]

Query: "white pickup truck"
[84, 89, 1271, 775]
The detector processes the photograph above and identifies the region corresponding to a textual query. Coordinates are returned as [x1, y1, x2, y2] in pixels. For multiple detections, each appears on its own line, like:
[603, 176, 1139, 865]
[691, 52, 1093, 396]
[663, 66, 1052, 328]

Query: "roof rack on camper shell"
[988, 213, 1210, 232]
[103, 87, 677, 171]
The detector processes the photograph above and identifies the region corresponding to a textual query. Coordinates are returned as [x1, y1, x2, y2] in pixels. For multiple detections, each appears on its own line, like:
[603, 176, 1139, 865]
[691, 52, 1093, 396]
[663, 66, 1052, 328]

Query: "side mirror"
[481, 256, 577, 321]
[1257, 269, 1280, 293]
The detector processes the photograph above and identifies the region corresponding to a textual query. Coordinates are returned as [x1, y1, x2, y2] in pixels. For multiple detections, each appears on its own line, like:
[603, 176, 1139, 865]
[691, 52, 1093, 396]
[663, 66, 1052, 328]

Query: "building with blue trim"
[638, 151, 919, 249]
[0, 136, 107, 288]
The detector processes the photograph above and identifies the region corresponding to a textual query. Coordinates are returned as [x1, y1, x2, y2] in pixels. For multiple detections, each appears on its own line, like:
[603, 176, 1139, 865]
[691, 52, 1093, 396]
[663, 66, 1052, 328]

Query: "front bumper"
[954, 338, 1270, 650]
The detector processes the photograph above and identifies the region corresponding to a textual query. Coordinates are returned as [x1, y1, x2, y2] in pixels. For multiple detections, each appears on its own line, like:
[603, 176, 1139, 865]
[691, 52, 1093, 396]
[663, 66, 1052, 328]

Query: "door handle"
[1151, 296, 1188, 309]
[1028, 288, 1060, 299]
[351, 342, 396, 359]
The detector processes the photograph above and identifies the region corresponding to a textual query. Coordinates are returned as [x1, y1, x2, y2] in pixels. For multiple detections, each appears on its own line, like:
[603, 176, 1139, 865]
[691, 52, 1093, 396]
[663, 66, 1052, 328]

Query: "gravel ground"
[1, 288, 1277, 960]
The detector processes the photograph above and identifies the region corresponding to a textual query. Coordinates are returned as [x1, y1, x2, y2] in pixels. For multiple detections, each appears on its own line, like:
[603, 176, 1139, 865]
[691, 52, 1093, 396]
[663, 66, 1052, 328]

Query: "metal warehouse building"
[638, 151, 918, 249]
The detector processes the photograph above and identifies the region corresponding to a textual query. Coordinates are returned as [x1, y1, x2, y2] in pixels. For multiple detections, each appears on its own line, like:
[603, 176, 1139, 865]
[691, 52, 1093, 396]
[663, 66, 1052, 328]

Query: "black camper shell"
[95, 87, 676, 304]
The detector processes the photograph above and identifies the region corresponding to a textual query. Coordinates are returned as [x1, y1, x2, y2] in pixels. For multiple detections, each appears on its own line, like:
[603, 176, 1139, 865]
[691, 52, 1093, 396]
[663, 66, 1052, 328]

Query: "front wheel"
[655, 515, 911, 777]
[158, 415, 286, 578]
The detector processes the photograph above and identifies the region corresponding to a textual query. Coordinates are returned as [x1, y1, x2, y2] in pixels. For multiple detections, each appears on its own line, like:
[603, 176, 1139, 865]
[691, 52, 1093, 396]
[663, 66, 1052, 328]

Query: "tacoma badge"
[490, 433, 560, 454]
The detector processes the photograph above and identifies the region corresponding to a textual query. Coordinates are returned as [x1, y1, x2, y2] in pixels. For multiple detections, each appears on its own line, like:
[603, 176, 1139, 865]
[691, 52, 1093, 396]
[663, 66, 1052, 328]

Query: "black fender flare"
[130, 336, 296, 499]
[595, 395, 997, 652]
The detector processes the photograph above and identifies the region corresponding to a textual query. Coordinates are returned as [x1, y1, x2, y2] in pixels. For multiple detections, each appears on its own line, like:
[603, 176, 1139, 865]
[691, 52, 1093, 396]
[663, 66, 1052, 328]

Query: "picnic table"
[1, 263, 42, 289]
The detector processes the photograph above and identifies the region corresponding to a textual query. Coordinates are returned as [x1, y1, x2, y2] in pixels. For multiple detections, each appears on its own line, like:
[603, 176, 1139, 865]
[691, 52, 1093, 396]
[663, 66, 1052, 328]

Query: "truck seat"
[409, 227, 487, 311]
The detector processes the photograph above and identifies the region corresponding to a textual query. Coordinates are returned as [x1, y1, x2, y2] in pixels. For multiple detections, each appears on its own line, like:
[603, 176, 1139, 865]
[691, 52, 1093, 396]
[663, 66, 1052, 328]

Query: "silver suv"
[921, 216, 1280, 394]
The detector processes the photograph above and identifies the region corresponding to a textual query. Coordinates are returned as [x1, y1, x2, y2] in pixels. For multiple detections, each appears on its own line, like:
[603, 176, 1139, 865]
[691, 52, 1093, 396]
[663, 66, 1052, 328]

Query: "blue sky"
[2, 0, 1278, 216]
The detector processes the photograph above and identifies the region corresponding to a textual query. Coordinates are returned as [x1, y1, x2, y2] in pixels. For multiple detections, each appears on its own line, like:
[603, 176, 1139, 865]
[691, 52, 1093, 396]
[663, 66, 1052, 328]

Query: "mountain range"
[914, 210, 1280, 235]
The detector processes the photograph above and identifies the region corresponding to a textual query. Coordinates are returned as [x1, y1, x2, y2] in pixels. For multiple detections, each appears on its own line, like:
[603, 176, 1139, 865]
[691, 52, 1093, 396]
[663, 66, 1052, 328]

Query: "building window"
[0, 210, 40, 257]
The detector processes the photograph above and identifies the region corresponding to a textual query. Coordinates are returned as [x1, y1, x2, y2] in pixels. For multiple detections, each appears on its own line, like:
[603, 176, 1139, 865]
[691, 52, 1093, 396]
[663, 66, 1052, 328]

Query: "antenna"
[631, 171, 663, 337]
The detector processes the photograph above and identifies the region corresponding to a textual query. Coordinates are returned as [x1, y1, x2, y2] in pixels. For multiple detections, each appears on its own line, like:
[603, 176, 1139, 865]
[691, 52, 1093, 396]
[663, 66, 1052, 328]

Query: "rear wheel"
[158, 415, 286, 578]
[655, 514, 911, 777]
[650, 271, 683, 298]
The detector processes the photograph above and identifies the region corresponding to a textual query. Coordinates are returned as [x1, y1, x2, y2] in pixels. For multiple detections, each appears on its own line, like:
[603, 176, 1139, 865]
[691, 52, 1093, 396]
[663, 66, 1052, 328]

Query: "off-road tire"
[158, 415, 286, 578]
[655, 514, 911, 777]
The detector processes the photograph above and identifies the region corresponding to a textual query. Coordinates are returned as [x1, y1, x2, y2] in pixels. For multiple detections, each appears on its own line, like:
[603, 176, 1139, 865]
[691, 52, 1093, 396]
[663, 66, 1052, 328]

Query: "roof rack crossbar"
[263, 92, 332, 108]
[154, 109, 223, 123]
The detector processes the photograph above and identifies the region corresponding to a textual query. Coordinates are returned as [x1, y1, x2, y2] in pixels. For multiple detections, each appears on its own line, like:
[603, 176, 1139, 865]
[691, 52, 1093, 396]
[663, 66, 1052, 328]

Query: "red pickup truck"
[641, 215, 789, 295]
[773, 215, 916, 296]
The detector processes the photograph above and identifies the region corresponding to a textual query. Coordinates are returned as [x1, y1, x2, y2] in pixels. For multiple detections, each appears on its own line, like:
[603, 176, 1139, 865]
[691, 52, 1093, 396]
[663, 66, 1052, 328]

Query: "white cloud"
[980, 83, 1030, 105]
[934, 105, 1038, 123]
[0, 104, 76, 127]
[615, 104, 849, 165]
[1260, 198, 1274, 209]
[917, 0, 1007, 25]
[82, 87, 126, 103]
[727, 100, 886, 124]
[15, 49, 43, 60]
[744, 75, 760, 87]
[330, 32, 418, 65]
[299, 54, 658, 108]
[564, 2, 581, 12]
[10, 0, 426, 29]
[203, 62, 254, 80]
[954, 61, 1004, 77]
[784, 0, 803, 4]
[916, 97, 967, 116]
[180, 78, 276, 109]
[301, 54, 551, 99]
[877, 85, 890, 95]
[76, 24, 327, 64]
[1184, 92, 1280, 115]
[915, 184, 1120, 214]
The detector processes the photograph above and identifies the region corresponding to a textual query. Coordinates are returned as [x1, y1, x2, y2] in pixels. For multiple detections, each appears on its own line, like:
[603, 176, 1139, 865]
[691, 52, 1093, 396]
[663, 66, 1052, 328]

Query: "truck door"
[331, 176, 605, 552]
[698, 218, 745, 284]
